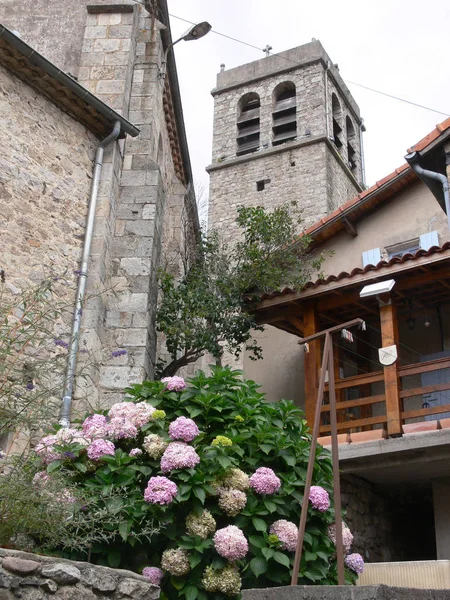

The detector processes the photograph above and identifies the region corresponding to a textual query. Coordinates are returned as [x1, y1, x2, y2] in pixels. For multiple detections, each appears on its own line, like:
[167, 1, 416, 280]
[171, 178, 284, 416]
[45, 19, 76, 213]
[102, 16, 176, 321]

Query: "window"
[331, 94, 342, 150]
[346, 116, 357, 172]
[237, 93, 260, 156]
[272, 82, 296, 146]
[256, 178, 270, 191]
[386, 239, 420, 259]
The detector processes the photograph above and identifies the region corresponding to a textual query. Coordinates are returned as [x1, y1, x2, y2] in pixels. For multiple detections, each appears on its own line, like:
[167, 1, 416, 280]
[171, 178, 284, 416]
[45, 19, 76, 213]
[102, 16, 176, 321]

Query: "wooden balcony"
[319, 356, 450, 437]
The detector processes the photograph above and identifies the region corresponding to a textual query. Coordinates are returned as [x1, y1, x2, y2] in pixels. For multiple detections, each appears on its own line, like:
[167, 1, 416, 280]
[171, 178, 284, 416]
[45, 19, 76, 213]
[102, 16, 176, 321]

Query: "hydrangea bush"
[32, 367, 362, 599]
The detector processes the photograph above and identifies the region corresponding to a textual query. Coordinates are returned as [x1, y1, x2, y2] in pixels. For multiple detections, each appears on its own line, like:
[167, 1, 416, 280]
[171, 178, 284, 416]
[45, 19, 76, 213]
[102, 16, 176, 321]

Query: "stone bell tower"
[207, 40, 365, 240]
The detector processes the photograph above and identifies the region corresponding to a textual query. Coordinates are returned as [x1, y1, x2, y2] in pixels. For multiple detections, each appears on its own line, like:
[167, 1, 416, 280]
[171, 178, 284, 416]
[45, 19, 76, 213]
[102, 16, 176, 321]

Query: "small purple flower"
[144, 476, 178, 505]
[169, 416, 199, 442]
[309, 485, 330, 512]
[345, 553, 364, 574]
[63, 451, 76, 460]
[142, 567, 163, 586]
[249, 467, 281, 495]
[161, 376, 186, 392]
[26, 382, 34, 391]
[111, 349, 127, 358]
[129, 448, 142, 457]
[54, 339, 69, 348]
[73, 269, 83, 276]
[270, 520, 298, 552]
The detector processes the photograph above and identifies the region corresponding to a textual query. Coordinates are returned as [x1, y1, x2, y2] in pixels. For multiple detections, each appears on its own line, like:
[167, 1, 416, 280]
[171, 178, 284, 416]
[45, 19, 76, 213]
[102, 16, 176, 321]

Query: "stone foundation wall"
[341, 475, 400, 563]
[0, 549, 159, 600]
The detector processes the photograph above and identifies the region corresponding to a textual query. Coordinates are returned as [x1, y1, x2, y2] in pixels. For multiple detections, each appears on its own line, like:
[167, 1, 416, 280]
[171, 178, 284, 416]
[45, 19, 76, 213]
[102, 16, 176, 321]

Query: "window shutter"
[362, 248, 381, 267]
[419, 231, 439, 251]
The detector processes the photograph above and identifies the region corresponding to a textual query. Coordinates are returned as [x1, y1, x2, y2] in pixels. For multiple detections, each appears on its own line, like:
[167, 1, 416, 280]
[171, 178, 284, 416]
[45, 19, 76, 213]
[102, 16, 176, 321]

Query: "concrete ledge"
[242, 584, 450, 600]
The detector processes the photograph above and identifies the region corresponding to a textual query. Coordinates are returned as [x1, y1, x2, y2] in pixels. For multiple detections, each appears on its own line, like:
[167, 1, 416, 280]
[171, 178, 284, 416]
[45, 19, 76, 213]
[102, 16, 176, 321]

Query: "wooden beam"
[255, 253, 450, 311]
[303, 303, 320, 429]
[380, 299, 401, 436]
[342, 217, 358, 237]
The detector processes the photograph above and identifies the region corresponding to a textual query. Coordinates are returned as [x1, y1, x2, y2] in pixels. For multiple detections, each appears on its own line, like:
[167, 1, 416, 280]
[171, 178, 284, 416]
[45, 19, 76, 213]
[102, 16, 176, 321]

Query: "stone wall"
[0, 549, 159, 599]
[242, 585, 450, 600]
[0, 1, 199, 409]
[341, 475, 399, 563]
[0, 65, 96, 296]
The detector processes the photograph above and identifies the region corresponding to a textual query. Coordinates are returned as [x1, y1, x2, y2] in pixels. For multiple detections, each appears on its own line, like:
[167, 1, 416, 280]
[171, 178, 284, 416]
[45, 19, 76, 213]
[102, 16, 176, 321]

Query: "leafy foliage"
[156, 203, 323, 377]
[29, 367, 357, 598]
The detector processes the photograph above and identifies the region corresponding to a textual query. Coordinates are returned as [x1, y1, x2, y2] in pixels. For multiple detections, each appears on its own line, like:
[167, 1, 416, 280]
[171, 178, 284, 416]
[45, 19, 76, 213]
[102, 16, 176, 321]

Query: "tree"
[156, 203, 323, 378]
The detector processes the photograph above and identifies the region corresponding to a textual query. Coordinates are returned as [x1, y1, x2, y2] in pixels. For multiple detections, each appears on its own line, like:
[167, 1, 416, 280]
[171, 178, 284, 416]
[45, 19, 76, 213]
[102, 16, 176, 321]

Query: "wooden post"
[303, 303, 320, 429]
[379, 299, 402, 436]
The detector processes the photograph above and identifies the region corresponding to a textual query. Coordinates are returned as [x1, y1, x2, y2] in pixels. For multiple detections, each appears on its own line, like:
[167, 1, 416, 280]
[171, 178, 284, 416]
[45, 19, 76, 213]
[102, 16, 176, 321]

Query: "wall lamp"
[360, 279, 396, 298]
[159, 21, 212, 80]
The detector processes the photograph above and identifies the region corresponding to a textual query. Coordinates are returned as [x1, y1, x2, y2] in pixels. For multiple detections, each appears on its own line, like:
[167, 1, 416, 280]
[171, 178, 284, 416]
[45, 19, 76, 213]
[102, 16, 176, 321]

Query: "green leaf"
[261, 547, 275, 560]
[263, 499, 277, 512]
[305, 551, 317, 562]
[46, 460, 62, 473]
[74, 461, 87, 473]
[118, 522, 129, 542]
[193, 487, 206, 504]
[189, 554, 202, 570]
[171, 577, 185, 591]
[252, 517, 267, 532]
[250, 557, 267, 577]
[249, 535, 265, 549]
[188, 407, 202, 419]
[260, 444, 272, 455]
[107, 551, 121, 568]
[185, 585, 198, 600]
[273, 551, 290, 568]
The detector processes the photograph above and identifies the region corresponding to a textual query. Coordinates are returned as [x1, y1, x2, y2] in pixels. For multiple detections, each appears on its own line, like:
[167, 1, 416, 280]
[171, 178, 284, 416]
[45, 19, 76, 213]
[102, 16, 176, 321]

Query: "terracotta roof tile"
[260, 242, 450, 301]
[303, 117, 450, 241]
[407, 116, 450, 153]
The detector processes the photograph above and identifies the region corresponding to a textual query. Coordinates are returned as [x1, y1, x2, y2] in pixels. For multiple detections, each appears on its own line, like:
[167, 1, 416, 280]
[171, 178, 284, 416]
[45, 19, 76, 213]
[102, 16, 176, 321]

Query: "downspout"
[359, 119, 366, 188]
[60, 120, 121, 427]
[324, 61, 330, 139]
[405, 151, 450, 231]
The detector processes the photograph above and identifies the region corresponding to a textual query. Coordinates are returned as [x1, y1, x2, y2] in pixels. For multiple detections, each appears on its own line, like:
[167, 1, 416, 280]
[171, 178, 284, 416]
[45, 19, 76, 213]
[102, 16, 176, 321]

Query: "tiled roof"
[260, 241, 450, 301]
[407, 117, 450, 153]
[303, 117, 450, 242]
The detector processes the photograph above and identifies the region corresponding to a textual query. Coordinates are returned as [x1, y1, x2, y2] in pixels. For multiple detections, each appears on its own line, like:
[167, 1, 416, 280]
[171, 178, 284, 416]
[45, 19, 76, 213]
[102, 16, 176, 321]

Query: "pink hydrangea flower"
[328, 522, 353, 554]
[345, 553, 364, 574]
[160, 442, 200, 473]
[87, 439, 115, 461]
[249, 467, 281, 495]
[108, 401, 155, 428]
[129, 448, 143, 457]
[213, 525, 248, 561]
[32, 471, 50, 487]
[144, 476, 178, 505]
[35, 428, 88, 463]
[269, 520, 298, 552]
[142, 567, 163, 586]
[107, 417, 138, 440]
[168, 416, 199, 442]
[82, 414, 108, 439]
[309, 485, 330, 512]
[161, 376, 187, 392]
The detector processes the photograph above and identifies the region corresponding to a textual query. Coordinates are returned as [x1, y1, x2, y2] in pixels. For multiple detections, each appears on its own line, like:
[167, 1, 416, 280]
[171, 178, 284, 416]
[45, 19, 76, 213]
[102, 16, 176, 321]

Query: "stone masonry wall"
[0, 64, 96, 340]
[0, 548, 159, 599]
[341, 475, 400, 563]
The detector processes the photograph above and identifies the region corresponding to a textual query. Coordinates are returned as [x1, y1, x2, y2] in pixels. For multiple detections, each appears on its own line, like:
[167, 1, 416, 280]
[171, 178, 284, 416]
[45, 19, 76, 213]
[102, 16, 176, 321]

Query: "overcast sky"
[168, 0, 449, 202]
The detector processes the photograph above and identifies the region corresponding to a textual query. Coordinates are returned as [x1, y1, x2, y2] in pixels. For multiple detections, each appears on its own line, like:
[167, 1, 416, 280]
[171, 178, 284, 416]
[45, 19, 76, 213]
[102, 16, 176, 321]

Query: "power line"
[169, 12, 449, 118]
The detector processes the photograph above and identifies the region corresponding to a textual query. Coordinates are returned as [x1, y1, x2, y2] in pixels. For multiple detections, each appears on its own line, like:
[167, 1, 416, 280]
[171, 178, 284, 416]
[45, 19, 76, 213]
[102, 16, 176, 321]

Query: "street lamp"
[159, 21, 212, 80]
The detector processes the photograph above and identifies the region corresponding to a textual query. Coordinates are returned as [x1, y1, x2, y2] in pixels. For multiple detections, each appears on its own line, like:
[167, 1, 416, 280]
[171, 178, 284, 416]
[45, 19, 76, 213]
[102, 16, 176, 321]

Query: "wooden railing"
[320, 370, 386, 434]
[319, 357, 450, 435]
[399, 356, 450, 423]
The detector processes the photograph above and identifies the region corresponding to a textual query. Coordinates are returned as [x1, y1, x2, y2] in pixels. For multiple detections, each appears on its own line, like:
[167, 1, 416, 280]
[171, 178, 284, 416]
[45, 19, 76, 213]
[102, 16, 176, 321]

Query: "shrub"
[30, 367, 361, 598]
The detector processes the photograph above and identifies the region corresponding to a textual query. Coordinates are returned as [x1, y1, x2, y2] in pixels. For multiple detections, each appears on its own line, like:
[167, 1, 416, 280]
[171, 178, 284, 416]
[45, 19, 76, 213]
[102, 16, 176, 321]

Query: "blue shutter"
[419, 231, 439, 251]
[362, 248, 381, 267]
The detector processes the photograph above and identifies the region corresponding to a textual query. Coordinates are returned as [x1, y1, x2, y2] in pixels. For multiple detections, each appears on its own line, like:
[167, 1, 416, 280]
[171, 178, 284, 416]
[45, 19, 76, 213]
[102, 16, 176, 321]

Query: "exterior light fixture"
[360, 279, 396, 298]
[159, 21, 212, 80]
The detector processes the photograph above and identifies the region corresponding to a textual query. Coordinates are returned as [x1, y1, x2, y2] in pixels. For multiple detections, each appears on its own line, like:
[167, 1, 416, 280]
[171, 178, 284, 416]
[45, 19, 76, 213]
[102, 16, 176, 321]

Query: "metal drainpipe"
[359, 119, 366, 188]
[324, 61, 330, 139]
[60, 121, 121, 427]
[405, 151, 450, 231]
